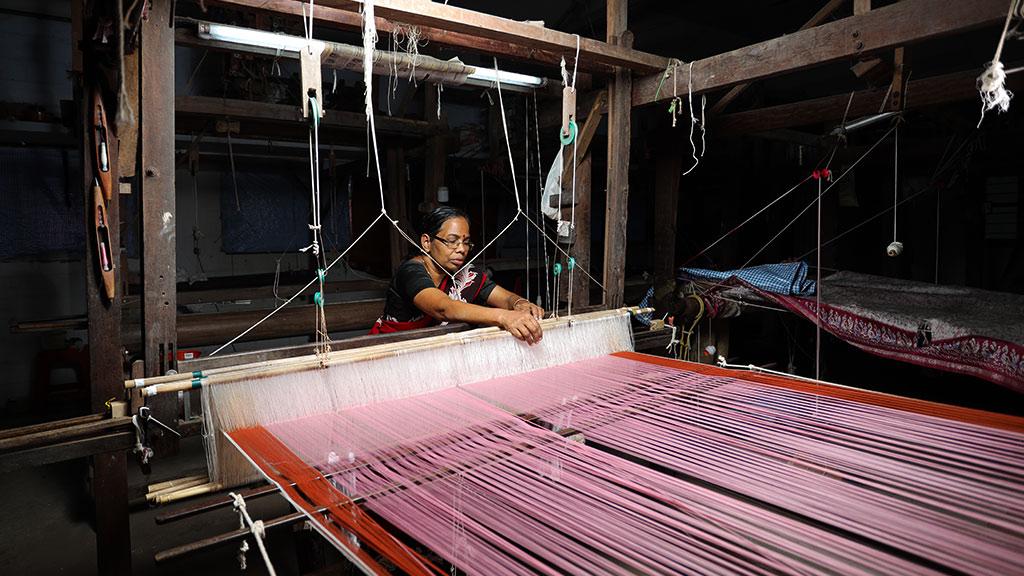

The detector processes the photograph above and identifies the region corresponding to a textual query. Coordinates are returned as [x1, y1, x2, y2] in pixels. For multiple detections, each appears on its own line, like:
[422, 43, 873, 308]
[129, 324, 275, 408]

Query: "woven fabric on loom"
[228, 386, 932, 575]
[468, 353, 1024, 575]
[679, 262, 817, 296]
[703, 271, 1024, 391]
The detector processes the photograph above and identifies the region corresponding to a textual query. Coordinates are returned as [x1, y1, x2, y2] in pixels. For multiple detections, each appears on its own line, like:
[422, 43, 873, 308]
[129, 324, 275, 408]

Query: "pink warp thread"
[254, 376, 979, 574]
[467, 355, 1024, 575]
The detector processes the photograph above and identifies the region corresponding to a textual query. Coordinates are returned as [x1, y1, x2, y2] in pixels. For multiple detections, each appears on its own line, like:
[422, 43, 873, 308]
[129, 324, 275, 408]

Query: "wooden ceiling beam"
[709, 0, 849, 115]
[633, 0, 1009, 107]
[714, 68, 1024, 134]
[210, 0, 670, 72]
[207, 0, 576, 70]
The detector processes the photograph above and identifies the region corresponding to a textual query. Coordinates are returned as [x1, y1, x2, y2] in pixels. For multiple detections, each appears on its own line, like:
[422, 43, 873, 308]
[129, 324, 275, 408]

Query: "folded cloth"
[678, 262, 816, 296]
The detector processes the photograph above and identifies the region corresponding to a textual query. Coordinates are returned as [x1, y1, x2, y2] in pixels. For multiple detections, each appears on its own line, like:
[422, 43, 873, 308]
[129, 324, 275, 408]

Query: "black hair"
[417, 206, 470, 238]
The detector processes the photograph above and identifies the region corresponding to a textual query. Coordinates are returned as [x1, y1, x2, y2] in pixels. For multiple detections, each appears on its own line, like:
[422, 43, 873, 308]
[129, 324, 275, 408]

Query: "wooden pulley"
[561, 86, 577, 143]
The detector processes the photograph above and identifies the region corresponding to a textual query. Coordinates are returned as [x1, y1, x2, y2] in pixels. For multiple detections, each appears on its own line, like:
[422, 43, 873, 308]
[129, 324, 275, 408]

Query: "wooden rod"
[152, 482, 224, 506]
[127, 307, 645, 394]
[147, 474, 209, 494]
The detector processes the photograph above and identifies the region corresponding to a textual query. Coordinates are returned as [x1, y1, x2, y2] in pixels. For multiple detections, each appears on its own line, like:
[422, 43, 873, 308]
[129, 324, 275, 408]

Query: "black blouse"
[380, 258, 497, 322]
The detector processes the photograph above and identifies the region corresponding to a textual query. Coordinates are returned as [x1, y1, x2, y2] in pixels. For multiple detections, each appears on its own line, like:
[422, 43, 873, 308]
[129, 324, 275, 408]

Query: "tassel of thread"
[977, 0, 1020, 127]
[978, 61, 1013, 127]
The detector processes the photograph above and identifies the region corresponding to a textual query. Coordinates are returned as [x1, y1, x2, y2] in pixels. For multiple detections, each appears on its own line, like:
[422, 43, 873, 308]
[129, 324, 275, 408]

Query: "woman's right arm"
[413, 288, 543, 344]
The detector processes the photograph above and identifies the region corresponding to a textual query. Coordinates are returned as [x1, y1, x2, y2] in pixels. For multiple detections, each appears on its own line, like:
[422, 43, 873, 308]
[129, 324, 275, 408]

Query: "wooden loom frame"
[146, 347, 1024, 569]
[36, 0, 1013, 573]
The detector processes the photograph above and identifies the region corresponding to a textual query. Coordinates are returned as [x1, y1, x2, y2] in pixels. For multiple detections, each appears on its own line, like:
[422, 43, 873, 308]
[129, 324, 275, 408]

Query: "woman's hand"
[498, 310, 544, 345]
[513, 298, 545, 320]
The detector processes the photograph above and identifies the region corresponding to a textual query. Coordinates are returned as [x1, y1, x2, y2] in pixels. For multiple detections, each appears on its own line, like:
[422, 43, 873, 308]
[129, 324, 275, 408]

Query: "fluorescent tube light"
[196, 21, 546, 89]
[197, 21, 320, 53]
[466, 67, 546, 88]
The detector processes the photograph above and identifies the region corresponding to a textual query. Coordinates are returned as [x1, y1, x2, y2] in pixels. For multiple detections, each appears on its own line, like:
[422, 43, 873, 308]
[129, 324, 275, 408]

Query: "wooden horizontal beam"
[176, 95, 439, 137]
[212, 0, 669, 72]
[633, 0, 1008, 107]
[710, 0, 849, 115]
[172, 278, 386, 306]
[179, 322, 472, 372]
[208, 0, 585, 70]
[0, 432, 135, 474]
[0, 417, 133, 453]
[0, 417, 136, 473]
[175, 298, 384, 347]
[715, 68, 1024, 134]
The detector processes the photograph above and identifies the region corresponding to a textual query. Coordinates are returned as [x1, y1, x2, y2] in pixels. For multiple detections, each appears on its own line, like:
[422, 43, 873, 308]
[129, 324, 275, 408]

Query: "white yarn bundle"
[977, 0, 1020, 127]
[978, 60, 1013, 127]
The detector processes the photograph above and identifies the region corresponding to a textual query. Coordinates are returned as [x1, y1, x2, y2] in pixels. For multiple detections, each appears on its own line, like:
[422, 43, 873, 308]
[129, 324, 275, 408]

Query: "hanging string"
[533, 90, 550, 310]
[893, 125, 899, 243]
[682, 61, 706, 177]
[297, 0, 331, 358]
[481, 170, 606, 293]
[230, 492, 278, 576]
[669, 59, 683, 127]
[226, 129, 241, 212]
[739, 125, 896, 271]
[213, 6, 570, 357]
[814, 174, 823, 381]
[463, 57, 523, 267]
[977, 0, 1020, 127]
[567, 34, 581, 316]
[681, 175, 813, 267]
[436, 82, 443, 120]
[677, 125, 898, 310]
[524, 95, 530, 304]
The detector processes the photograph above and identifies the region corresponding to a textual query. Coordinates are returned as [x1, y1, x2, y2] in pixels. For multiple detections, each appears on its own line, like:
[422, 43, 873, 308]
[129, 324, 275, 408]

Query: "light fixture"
[466, 67, 546, 88]
[197, 21, 321, 53]
[196, 21, 546, 89]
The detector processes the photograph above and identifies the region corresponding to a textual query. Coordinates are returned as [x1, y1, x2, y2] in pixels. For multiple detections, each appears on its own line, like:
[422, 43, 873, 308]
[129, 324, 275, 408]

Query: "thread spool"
[886, 241, 904, 257]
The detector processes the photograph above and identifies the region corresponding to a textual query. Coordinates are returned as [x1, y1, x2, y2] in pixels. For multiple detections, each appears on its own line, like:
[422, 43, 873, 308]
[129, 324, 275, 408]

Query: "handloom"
[694, 270, 1024, 391]
[136, 307, 1024, 575]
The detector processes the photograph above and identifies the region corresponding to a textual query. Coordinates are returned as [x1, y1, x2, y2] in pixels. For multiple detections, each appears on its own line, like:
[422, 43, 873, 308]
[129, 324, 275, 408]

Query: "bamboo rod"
[130, 307, 646, 396]
[152, 482, 224, 505]
[147, 474, 208, 494]
[146, 477, 210, 502]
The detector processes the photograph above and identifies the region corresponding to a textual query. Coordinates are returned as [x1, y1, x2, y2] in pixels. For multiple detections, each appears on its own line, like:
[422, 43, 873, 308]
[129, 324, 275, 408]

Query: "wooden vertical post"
[854, 0, 872, 15]
[140, 1, 178, 425]
[888, 47, 906, 111]
[603, 1, 632, 309]
[571, 154, 592, 306]
[652, 133, 683, 288]
[85, 93, 128, 576]
[422, 83, 446, 213]
[77, 0, 130, 572]
[387, 147, 409, 271]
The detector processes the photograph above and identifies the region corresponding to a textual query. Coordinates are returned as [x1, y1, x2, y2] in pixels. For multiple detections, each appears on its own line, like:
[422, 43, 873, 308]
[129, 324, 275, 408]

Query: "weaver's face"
[423, 216, 472, 273]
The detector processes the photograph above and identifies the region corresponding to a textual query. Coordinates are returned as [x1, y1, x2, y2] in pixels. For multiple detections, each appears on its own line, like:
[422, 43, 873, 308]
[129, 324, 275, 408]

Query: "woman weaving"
[371, 207, 545, 344]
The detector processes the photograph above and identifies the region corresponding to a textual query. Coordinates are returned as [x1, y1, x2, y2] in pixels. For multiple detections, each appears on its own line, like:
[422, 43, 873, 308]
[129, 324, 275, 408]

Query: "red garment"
[369, 314, 438, 334]
[369, 269, 490, 335]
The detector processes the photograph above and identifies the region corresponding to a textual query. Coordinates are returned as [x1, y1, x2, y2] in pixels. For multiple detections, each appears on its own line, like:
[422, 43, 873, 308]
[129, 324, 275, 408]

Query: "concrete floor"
[1, 435, 348, 575]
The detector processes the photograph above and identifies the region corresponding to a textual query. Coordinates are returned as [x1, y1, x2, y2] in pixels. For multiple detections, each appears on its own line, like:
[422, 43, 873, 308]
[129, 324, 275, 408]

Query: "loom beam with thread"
[153, 413, 587, 564]
[136, 304, 1024, 575]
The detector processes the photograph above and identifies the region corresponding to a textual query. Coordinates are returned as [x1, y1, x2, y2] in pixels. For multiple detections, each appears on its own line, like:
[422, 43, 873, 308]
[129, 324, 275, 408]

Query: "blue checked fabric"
[678, 262, 816, 296]
[636, 286, 655, 326]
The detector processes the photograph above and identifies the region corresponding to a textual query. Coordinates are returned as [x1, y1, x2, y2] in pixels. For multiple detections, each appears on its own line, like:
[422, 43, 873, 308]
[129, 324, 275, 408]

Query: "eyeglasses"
[432, 235, 475, 251]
